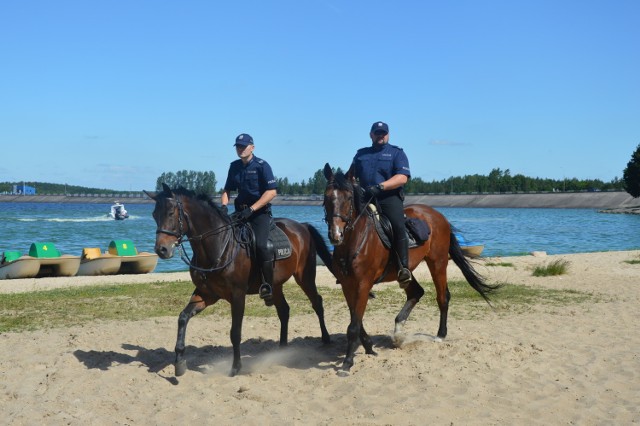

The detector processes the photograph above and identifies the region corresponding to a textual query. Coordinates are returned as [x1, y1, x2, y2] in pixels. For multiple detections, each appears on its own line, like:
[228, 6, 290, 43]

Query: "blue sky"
[1, 1, 638, 191]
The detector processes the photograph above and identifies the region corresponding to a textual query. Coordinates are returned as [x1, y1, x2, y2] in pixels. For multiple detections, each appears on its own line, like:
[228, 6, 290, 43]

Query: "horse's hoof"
[392, 332, 406, 347]
[432, 336, 443, 343]
[175, 360, 187, 377]
[336, 369, 351, 377]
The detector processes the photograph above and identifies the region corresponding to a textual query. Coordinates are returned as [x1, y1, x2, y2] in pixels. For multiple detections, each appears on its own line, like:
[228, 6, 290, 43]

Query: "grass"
[532, 259, 571, 277]
[623, 255, 640, 265]
[0, 276, 597, 333]
[485, 261, 515, 267]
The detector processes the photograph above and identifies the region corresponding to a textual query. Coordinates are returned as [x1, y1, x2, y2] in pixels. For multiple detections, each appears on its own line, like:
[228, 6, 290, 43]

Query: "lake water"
[1, 202, 639, 273]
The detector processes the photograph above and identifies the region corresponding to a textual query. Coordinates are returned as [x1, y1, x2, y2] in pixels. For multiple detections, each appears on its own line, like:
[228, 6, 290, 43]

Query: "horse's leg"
[295, 263, 331, 344]
[359, 322, 376, 355]
[393, 274, 425, 337]
[175, 291, 218, 377]
[271, 284, 291, 347]
[427, 258, 451, 341]
[341, 283, 371, 372]
[229, 289, 246, 377]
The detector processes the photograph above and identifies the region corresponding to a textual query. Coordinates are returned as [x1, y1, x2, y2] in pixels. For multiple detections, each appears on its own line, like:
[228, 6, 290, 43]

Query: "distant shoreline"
[1, 191, 639, 212]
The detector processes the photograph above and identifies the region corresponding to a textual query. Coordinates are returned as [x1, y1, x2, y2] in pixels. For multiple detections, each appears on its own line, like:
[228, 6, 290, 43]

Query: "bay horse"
[322, 164, 499, 372]
[145, 184, 333, 377]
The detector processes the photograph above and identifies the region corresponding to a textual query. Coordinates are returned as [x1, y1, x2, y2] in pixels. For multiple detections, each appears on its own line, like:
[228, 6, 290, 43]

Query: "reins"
[155, 195, 248, 273]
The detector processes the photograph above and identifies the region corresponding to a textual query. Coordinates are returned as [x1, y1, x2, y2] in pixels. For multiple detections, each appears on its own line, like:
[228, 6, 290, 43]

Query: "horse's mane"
[170, 186, 229, 219]
[328, 172, 364, 214]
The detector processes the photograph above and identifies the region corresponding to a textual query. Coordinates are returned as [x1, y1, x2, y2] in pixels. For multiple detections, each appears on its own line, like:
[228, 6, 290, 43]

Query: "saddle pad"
[369, 204, 428, 249]
[270, 224, 292, 261]
[406, 217, 431, 242]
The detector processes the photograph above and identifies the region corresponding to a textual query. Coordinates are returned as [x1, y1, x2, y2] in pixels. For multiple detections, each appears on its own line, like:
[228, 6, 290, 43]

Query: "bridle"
[324, 183, 378, 275]
[323, 191, 355, 231]
[323, 182, 371, 232]
[155, 196, 189, 243]
[155, 194, 242, 273]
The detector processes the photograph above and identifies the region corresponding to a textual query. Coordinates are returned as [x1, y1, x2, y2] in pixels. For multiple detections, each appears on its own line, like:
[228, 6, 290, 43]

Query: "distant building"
[13, 184, 36, 195]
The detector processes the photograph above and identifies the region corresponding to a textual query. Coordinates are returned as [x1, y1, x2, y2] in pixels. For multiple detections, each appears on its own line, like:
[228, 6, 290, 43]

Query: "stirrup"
[259, 283, 273, 300]
[398, 268, 412, 289]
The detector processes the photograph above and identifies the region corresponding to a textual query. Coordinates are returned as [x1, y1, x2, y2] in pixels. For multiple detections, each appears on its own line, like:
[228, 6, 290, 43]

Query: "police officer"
[351, 121, 412, 288]
[221, 133, 278, 300]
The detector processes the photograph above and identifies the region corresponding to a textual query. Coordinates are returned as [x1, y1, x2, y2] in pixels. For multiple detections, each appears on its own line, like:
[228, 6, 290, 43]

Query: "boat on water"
[455, 233, 484, 258]
[77, 240, 158, 276]
[0, 243, 80, 280]
[108, 202, 129, 220]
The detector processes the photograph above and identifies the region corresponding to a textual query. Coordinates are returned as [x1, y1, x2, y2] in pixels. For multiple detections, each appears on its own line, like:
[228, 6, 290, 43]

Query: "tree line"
[155, 166, 626, 196]
[0, 182, 136, 195]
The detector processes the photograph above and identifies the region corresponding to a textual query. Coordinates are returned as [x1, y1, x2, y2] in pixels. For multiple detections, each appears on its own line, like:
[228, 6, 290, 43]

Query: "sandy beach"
[1, 250, 639, 425]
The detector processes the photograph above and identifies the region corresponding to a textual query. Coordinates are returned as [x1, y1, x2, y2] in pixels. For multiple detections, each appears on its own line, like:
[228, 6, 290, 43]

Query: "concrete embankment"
[273, 191, 639, 211]
[1, 191, 639, 211]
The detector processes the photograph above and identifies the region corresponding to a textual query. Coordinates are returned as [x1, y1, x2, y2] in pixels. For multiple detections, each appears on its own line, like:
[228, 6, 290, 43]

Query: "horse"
[322, 164, 500, 372]
[145, 184, 333, 377]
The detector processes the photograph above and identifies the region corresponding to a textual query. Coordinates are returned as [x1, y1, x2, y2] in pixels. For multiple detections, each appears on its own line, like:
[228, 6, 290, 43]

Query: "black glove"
[238, 207, 253, 221]
[365, 184, 383, 199]
[221, 205, 228, 215]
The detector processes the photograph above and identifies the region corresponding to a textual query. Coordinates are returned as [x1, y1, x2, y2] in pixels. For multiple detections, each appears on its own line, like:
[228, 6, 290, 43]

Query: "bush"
[532, 259, 570, 277]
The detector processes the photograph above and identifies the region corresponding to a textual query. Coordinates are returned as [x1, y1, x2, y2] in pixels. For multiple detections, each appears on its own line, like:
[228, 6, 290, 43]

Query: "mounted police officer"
[221, 133, 278, 301]
[351, 121, 412, 288]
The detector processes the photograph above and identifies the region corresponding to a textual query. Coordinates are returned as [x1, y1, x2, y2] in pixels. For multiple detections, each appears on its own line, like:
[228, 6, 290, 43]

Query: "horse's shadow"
[72, 332, 400, 381]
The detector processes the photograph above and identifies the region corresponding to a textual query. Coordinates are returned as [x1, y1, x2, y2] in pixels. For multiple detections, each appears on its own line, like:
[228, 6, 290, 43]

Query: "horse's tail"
[306, 223, 334, 275]
[448, 230, 500, 305]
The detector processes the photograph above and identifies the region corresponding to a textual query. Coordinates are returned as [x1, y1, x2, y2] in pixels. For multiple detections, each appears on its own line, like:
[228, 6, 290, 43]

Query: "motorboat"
[108, 201, 129, 220]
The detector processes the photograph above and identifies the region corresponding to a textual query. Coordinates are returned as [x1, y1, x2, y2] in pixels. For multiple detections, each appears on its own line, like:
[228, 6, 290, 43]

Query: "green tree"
[308, 169, 328, 195]
[156, 170, 217, 195]
[623, 143, 640, 197]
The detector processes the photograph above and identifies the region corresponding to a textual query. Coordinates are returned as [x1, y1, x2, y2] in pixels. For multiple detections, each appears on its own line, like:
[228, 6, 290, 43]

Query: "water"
[1, 203, 639, 273]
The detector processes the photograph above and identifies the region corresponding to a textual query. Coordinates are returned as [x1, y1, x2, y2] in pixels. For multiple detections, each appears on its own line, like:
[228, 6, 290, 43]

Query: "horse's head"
[144, 183, 189, 259]
[144, 183, 232, 260]
[323, 163, 360, 246]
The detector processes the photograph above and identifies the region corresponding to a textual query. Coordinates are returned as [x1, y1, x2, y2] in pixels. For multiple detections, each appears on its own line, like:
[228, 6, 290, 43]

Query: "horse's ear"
[323, 163, 334, 181]
[143, 190, 157, 200]
[161, 183, 172, 195]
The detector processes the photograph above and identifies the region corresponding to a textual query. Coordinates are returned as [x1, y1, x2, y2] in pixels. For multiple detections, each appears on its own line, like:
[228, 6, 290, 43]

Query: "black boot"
[259, 260, 274, 305]
[395, 237, 412, 289]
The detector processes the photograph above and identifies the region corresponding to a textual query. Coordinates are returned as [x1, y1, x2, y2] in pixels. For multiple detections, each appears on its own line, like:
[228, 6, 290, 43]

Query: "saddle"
[235, 220, 292, 261]
[367, 204, 430, 249]
[268, 222, 292, 260]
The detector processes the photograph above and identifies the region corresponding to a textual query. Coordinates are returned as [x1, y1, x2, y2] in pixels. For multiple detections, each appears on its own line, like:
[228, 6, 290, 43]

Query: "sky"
[1, 1, 639, 191]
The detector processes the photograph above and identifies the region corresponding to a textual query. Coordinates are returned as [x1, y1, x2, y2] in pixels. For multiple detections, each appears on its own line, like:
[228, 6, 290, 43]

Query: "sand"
[1, 250, 639, 425]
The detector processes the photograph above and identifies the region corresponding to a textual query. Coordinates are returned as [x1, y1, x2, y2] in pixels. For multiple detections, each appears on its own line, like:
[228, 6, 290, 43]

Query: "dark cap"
[234, 133, 254, 146]
[370, 121, 389, 135]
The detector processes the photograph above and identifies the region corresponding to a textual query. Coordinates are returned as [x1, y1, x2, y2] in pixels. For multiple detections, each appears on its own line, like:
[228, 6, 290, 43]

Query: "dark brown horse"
[322, 164, 499, 372]
[145, 184, 333, 377]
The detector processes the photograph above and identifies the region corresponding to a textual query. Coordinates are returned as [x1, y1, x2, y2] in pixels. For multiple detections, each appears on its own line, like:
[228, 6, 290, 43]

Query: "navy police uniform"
[223, 156, 277, 264]
[352, 143, 410, 195]
[352, 127, 412, 286]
